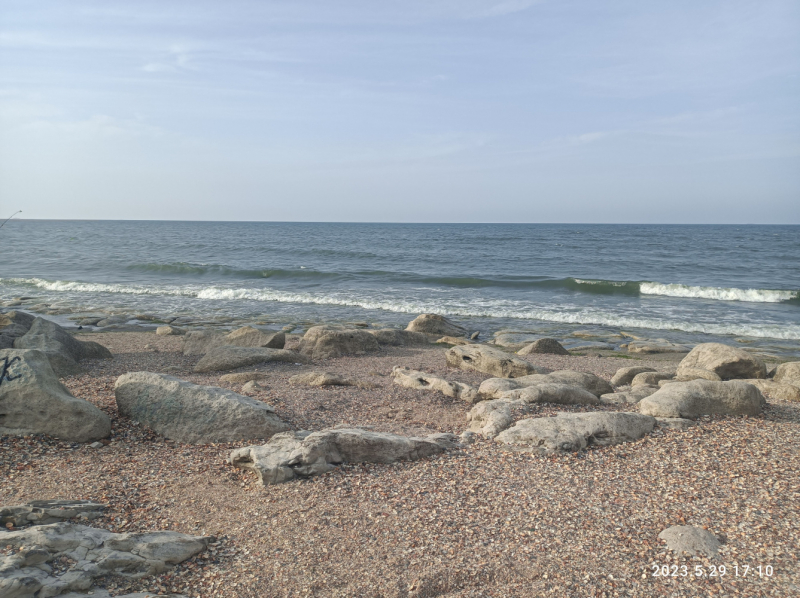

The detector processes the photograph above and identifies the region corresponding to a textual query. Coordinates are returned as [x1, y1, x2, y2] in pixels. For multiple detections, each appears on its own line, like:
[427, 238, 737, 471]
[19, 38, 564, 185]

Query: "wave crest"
[640, 282, 798, 303]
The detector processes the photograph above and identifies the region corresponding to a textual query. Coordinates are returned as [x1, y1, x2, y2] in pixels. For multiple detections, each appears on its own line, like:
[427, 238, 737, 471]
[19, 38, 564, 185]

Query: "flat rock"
[446, 345, 542, 378]
[773, 361, 800, 386]
[467, 400, 513, 438]
[219, 371, 269, 384]
[517, 338, 570, 356]
[435, 336, 473, 346]
[0, 349, 111, 442]
[289, 371, 359, 387]
[391, 366, 477, 402]
[115, 372, 289, 443]
[677, 343, 766, 380]
[229, 428, 458, 485]
[675, 367, 722, 382]
[611, 366, 657, 386]
[498, 383, 600, 405]
[600, 385, 658, 405]
[638, 379, 766, 419]
[13, 317, 112, 376]
[627, 340, 690, 354]
[367, 329, 430, 346]
[223, 326, 285, 349]
[0, 500, 106, 528]
[156, 325, 184, 336]
[658, 525, 721, 558]
[193, 346, 307, 372]
[0, 521, 208, 597]
[495, 412, 656, 453]
[406, 314, 467, 337]
[298, 327, 380, 360]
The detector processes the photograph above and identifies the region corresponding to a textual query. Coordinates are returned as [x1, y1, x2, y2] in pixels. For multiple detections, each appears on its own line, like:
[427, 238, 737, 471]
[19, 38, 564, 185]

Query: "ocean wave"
[640, 282, 798, 304]
[4, 276, 798, 339]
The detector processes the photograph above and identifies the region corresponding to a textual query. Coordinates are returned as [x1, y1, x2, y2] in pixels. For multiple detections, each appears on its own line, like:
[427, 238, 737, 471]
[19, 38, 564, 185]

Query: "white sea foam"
[4, 277, 799, 340]
[640, 282, 797, 303]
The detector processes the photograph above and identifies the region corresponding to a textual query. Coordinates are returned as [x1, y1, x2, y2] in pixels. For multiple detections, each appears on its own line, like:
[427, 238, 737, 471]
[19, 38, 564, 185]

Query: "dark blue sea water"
[1, 221, 799, 356]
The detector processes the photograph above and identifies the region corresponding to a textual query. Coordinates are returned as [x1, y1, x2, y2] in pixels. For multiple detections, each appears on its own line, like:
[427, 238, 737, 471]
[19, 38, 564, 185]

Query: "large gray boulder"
[544, 370, 613, 397]
[638, 379, 765, 419]
[497, 383, 600, 406]
[298, 327, 380, 360]
[367, 328, 430, 346]
[467, 400, 513, 438]
[611, 366, 656, 386]
[495, 412, 656, 453]
[193, 346, 307, 372]
[631, 372, 673, 387]
[773, 361, 800, 386]
[13, 317, 111, 376]
[0, 521, 208, 597]
[658, 525, 721, 558]
[446, 345, 542, 378]
[517, 338, 570, 356]
[676, 343, 766, 380]
[182, 327, 285, 356]
[115, 372, 289, 443]
[406, 314, 467, 337]
[0, 311, 36, 348]
[739, 379, 800, 403]
[0, 349, 110, 442]
[182, 330, 225, 356]
[229, 428, 458, 485]
[391, 366, 477, 402]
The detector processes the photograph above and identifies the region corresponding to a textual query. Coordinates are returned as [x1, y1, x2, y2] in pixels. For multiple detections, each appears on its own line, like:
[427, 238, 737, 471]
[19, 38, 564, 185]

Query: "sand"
[1, 331, 798, 597]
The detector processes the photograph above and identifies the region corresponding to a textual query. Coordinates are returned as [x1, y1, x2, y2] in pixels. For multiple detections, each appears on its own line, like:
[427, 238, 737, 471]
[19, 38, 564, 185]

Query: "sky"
[1, 0, 798, 223]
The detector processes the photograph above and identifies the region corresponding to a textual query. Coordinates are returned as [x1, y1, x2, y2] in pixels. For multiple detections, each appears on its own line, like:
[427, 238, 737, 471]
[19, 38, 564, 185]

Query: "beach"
[2, 328, 798, 597]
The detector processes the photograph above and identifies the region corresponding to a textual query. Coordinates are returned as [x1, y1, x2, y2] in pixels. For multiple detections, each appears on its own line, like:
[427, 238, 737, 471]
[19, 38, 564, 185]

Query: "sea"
[1, 220, 799, 357]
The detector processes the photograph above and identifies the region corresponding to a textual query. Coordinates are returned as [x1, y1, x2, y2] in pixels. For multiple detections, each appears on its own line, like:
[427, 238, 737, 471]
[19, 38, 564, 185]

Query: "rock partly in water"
[773, 361, 800, 386]
[627, 340, 691, 354]
[229, 428, 459, 485]
[658, 525, 722, 558]
[517, 338, 570, 356]
[638, 379, 765, 419]
[495, 412, 656, 453]
[391, 366, 477, 402]
[289, 371, 360, 387]
[677, 343, 766, 380]
[467, 400, 513, 438]
[298, 327, 380, 360]
[13, 317, 112, 376]
[367, 329, 430, 346]
[0, 521, 208, 597]
[405, 314, 467, 337]
[446, 345, 543, 378]
[0, 349, 111, 442]
[611, 366, 657, 386]
[497, 383, 600, 406]
[193, 346, 307, 373]
[115, 372, 289, 443]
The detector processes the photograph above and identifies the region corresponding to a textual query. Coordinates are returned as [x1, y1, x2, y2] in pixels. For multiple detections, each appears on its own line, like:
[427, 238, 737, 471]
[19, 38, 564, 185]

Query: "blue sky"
[1, 0, 798, 222]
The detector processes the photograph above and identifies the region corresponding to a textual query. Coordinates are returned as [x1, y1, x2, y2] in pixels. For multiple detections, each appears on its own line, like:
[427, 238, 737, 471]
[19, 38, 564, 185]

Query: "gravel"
[1, 331, 798, 597]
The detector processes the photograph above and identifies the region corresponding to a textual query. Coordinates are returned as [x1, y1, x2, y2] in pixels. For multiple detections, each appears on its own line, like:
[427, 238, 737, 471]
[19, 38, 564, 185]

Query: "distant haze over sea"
[2, 221, 798, 357]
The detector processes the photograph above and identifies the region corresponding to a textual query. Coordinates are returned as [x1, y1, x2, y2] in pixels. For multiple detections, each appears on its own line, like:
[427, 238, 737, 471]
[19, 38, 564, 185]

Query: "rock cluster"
[446, 345, 544, 378]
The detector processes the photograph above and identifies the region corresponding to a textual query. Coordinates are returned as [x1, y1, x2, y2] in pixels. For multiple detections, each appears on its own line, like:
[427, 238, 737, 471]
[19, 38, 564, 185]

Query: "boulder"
[497, 383, 600, 406]
[0, 521, 208, 597]
[611, 366, 656, 386]
[115, 372, 289, 443]
[0, 500, 106, 528]
[155, 325, 184, 336]
[229, 428, 458, 485]
[223, 326, 285, 349]
[219, 371, 269, 384]
[0, 311, 36, 347]
[543, 370, 613, 397]
[467, 400, 513, 438]
[298, 327, 380, 360]
[600, 386, 658, 405]
[677, 343, 766, 380]
[446, 345, 542, 378]
[406, 314, 467, 337]
[0, 349, 111, 442]
[773, 362, 800, 386]
[658, 525, 721, 558]
[367, 329, 430, 346]
[740, 379, 800, 403]
[495, 412, 656, 453]
[631, 372, 673, 387]
[517, 338, 570, 356]
[675, 367, 722, 382]
[638, 379, 765, 419]
[13, 317, 112, 376]
[391, 366, 477, 402]
[289, 371, 359, 387]
[193, 346, 307, 373]
[435, 336, 473, 346]
[182, 330, 226, 356]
